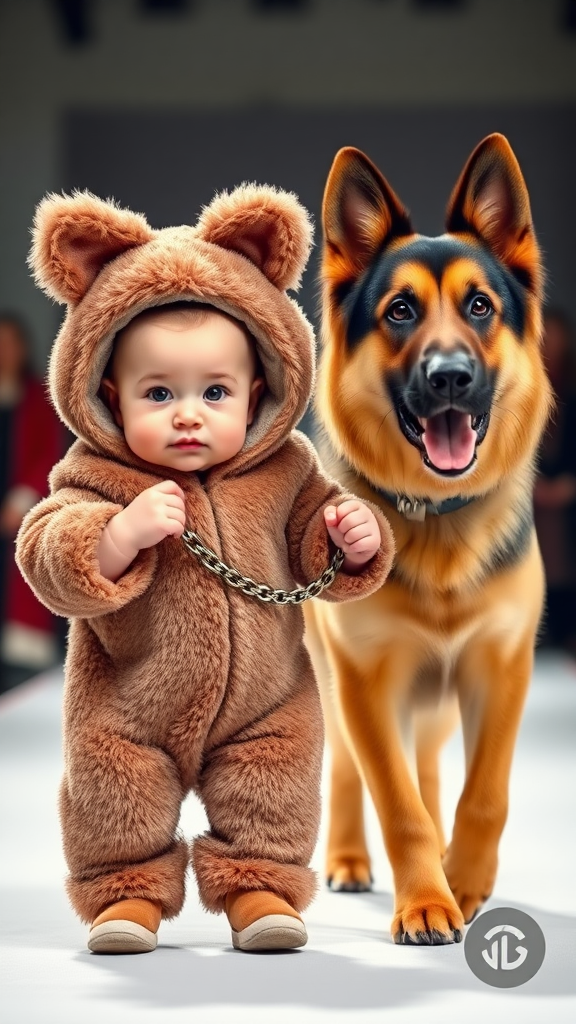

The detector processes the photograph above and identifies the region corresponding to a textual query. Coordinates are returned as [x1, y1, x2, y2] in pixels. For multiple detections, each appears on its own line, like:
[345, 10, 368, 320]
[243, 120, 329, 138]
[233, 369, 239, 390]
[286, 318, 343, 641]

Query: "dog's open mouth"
[396, 404, 489, 477]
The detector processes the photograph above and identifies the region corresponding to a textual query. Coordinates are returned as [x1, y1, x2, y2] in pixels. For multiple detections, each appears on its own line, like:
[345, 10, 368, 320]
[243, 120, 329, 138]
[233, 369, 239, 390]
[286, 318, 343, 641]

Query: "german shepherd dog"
[303, 134, 553, 945]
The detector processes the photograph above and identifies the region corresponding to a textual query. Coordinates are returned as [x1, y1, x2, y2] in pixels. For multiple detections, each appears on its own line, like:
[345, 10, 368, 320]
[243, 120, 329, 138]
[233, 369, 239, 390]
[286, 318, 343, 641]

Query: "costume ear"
[195, 184, 313, 291]
[29, 191, 154, 304]
[445, 134, 540, 293]
[322, 147, 413, 274]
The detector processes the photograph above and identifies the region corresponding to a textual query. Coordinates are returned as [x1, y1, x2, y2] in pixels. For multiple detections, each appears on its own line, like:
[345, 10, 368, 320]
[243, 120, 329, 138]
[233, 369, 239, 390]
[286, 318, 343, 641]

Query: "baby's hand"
[112, 481, 187, 556]
[324, 500, 381, 573]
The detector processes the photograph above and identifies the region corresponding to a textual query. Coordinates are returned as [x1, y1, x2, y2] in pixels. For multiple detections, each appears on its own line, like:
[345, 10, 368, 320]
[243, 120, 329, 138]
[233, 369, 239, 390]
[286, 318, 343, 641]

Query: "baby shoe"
[87, 897, 162, 953]
[225, 890, 308, 951]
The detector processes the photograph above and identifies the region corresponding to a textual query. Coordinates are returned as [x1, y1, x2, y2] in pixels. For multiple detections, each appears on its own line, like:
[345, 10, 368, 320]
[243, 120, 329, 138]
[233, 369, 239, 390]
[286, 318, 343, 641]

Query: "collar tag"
[397, 495, 427, 521]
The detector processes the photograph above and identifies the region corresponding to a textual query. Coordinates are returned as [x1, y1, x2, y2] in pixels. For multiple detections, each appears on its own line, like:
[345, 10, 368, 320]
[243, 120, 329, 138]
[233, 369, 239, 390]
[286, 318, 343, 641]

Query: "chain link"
[181, 529, 344, 605]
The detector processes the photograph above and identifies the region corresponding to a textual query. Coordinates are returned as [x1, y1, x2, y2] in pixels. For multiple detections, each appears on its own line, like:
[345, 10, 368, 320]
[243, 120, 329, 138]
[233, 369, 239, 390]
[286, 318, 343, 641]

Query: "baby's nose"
[174, 398, 203, 424]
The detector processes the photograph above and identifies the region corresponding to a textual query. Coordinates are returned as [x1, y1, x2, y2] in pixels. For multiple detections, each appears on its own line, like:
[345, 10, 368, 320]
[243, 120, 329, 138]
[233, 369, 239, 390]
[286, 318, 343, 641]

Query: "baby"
[97, 304, 379, 584]
[17, 185, 394, 954]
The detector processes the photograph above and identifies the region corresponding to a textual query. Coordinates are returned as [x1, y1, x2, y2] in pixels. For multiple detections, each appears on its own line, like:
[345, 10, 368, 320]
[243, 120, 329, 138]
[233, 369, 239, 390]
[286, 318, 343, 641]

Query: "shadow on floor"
[74, 898, 576, 1012]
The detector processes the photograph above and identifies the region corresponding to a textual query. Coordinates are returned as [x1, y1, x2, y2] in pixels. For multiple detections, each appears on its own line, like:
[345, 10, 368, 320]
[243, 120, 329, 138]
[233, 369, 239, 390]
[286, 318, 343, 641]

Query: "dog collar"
[371, 486, 475, 522]
[334, 451, 477, 521]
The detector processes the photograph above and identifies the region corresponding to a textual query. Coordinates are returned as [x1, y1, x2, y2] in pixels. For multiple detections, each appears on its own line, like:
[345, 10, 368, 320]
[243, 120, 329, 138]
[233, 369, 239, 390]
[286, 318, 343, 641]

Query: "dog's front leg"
[443, 637, 534, 924]
[334, 643, 464, 945]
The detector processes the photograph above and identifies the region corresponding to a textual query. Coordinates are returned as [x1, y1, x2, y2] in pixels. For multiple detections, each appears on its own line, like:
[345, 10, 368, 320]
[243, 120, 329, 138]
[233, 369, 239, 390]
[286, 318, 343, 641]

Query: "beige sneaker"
[225, 890, 308, 952]
[87, 898, 162, 954]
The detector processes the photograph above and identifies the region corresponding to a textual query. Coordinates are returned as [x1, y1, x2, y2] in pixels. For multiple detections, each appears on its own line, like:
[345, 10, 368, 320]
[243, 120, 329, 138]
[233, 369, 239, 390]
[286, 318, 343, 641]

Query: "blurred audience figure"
[0, 313, 64, 691]
[534, 307, 576, 657]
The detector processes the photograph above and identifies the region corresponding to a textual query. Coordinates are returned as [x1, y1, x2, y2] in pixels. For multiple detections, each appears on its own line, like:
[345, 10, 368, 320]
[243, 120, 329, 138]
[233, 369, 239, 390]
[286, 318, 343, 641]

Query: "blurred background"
[1, 0, 575, 692]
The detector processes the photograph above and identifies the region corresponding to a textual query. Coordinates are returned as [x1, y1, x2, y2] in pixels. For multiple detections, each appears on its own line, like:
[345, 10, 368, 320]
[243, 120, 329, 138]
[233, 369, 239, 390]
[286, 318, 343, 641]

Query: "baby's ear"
[196, 184, 313, 291]
[29, 191, 154, 304]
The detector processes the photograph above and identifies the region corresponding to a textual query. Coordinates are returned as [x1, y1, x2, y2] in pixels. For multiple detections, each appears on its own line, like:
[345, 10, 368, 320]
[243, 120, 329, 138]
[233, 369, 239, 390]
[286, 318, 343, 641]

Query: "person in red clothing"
[0, 313, 65, 689]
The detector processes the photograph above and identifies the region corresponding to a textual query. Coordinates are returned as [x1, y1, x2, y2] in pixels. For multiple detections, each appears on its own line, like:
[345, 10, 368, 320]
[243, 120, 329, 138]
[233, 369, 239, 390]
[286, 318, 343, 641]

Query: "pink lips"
[172, 439, 204, 449]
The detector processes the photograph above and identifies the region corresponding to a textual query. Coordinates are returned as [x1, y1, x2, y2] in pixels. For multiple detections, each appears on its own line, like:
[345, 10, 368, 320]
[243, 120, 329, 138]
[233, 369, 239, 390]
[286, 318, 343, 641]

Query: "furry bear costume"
[16, 185, 394, 925]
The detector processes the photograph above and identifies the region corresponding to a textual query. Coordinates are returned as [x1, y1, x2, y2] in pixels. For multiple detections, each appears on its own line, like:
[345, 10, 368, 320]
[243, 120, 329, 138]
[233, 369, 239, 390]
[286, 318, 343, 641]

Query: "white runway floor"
[1, 651, 575, 1024]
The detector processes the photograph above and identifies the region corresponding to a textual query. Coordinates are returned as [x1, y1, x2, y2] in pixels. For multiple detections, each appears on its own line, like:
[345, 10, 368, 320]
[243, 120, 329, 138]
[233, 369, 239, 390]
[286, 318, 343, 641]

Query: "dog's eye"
[470, 295, 492, 318]
[386, 300, 415, 323]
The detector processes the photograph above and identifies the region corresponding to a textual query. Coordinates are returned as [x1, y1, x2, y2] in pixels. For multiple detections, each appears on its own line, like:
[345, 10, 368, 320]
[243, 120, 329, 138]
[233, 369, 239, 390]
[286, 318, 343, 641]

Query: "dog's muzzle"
[389, 352, 493, 478]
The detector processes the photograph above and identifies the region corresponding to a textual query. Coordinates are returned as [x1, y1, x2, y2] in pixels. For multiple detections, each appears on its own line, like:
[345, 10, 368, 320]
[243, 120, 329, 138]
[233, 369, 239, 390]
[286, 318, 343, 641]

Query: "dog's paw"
[442, 845, 496, 924]
[392, 897, 464, 945]
[327, 857, 372, 893]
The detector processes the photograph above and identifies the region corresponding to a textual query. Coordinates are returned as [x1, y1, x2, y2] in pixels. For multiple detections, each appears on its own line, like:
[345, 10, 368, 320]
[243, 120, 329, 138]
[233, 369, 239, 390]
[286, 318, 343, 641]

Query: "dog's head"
[319, 134, 552, 499]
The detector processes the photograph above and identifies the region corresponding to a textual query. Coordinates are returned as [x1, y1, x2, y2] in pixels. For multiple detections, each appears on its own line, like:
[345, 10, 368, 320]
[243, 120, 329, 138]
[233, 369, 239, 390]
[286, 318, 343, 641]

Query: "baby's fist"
[115, 480, 187, 554]
[324, 500, 381, 573]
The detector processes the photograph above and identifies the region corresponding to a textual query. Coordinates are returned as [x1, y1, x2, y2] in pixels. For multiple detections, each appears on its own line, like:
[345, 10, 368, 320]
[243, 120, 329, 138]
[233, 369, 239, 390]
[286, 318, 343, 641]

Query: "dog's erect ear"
[196, 184, 313, 292]
[29, 192, 154, 304]
[446, 134, 541, 294]
[322, 148, 413, 274]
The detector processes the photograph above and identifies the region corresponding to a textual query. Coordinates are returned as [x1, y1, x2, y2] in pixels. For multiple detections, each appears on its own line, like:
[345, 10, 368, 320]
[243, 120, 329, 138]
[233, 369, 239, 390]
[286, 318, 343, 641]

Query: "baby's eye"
[147, 387, 172, 403]
[204, 385, 227, 402]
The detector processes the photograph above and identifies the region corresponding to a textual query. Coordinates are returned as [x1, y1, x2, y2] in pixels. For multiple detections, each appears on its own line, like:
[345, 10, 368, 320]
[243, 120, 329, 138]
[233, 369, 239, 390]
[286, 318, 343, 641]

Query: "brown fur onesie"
[16, 185, 394, 925]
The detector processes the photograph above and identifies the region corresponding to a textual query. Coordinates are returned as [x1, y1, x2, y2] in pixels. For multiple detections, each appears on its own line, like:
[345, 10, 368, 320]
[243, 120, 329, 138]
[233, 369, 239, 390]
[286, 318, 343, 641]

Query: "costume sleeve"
[286, 436, 395, 602]
[15, 486, 157, 619]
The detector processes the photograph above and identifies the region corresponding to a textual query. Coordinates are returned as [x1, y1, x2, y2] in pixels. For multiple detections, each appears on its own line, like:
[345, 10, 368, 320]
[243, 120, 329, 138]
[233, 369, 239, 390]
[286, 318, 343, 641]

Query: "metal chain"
[181, 529, 344, 605]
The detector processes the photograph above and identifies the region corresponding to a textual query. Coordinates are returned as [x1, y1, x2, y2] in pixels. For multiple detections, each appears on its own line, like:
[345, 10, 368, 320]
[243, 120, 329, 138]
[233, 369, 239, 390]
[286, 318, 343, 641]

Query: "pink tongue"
[421, 411, 476, 471]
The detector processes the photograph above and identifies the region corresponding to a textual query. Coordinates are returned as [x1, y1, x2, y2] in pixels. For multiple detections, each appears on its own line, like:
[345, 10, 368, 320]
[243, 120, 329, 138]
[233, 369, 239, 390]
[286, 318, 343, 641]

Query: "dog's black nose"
[425, 352, 475, 401]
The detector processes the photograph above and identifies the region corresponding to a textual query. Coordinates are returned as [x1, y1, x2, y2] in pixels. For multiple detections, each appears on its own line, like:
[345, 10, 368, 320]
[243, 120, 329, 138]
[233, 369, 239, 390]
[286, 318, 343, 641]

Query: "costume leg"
[61, 730, 188, 923]
[192, 679, 323, 914]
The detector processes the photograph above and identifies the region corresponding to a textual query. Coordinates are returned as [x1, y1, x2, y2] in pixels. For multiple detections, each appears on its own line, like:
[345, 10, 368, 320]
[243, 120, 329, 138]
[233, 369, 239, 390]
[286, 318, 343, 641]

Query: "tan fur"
[17, 184, 394, 924]
[196, 183, 313, 291]
[305, 134, 553, 943]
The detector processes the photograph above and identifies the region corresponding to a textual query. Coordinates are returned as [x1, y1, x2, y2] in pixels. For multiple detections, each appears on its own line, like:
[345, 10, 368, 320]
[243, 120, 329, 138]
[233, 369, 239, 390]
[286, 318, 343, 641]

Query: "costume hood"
[29, 185, 315, 477]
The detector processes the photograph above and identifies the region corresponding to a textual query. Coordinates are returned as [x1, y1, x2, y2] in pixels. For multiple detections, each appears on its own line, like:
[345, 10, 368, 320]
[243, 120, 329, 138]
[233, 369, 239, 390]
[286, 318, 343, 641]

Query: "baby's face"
[101, 311, 264, 473]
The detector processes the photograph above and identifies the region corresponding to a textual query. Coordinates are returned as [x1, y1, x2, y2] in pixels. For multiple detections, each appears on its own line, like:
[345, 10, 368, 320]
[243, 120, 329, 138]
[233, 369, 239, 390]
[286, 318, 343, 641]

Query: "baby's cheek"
[221, 409, 249, 446]
[125, 414, 162, 459]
